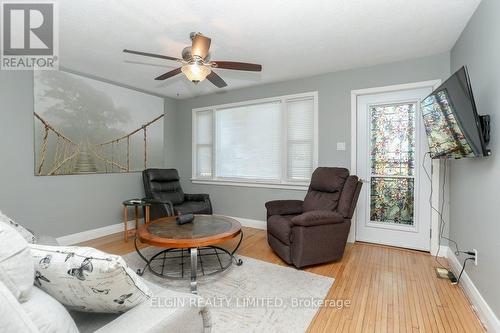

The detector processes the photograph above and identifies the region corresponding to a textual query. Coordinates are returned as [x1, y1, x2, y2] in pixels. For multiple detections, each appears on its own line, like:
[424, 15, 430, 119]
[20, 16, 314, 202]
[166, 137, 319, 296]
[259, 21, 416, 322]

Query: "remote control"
[176, 214, 194, 225]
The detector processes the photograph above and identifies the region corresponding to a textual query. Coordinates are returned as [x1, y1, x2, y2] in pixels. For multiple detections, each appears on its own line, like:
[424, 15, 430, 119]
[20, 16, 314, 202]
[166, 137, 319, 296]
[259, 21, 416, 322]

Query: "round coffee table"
[134, 214, 243, 294]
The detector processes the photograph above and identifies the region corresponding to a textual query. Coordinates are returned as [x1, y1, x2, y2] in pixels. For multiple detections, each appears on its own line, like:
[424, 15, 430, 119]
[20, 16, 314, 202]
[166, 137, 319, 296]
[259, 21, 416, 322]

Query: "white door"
[355, 88, 432, 251]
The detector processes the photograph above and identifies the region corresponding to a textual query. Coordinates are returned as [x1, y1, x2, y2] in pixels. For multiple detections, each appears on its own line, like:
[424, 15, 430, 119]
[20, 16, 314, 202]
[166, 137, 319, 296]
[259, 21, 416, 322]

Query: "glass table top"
[147, 215, 240, 240]
[122, 198, 163, 206]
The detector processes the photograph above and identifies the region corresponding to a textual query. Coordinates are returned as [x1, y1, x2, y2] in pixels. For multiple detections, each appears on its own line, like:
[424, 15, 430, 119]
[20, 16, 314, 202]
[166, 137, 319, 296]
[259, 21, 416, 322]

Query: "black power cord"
[436, 161, 463, 256]
[422, 152, 476, 284]
[422, 153, 477, 284]
[457, 257, 475, 284]
[421, 153, 459, 268]
[422, 152, 476, 270]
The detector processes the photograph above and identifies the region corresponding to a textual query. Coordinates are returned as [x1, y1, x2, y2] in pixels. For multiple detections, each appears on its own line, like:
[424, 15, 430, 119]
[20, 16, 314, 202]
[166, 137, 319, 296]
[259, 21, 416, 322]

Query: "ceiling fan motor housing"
[182, 47, 192, 61]
[189, 31, 203, 40]
[182, 47, 211, 62]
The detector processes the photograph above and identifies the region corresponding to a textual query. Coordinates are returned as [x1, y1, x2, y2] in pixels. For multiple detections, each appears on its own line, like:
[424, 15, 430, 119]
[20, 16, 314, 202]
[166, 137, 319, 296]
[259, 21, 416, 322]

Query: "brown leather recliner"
[265, 167, 362, 268]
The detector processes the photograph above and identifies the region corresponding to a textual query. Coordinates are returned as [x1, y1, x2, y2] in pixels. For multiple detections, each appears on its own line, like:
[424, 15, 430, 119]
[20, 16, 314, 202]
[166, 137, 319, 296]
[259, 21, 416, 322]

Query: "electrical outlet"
[473, 249, 478, 266]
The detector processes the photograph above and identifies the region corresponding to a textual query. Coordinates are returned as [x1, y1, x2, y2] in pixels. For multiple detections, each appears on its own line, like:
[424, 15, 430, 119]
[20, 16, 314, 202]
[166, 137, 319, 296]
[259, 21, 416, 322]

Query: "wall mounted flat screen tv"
[421, 66, 490, 159]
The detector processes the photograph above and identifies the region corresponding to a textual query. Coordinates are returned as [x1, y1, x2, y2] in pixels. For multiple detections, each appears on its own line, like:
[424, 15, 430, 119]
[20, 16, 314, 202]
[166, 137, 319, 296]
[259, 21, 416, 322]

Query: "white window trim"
[192, 91, 319, 190]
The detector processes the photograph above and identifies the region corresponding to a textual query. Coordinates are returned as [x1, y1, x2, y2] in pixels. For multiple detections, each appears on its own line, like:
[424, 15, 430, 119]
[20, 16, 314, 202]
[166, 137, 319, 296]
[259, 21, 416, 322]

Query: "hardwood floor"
[79, 227, 485, 333]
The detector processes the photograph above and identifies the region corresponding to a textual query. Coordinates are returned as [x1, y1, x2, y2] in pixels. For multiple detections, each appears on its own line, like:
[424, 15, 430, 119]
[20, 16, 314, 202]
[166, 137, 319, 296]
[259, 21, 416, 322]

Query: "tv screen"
[421, 66, 489, 159]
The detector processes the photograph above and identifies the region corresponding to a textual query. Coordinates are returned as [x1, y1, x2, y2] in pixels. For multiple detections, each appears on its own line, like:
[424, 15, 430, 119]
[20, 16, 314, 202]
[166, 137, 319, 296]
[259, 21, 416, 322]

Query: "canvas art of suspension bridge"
[33, 70, 164, 176]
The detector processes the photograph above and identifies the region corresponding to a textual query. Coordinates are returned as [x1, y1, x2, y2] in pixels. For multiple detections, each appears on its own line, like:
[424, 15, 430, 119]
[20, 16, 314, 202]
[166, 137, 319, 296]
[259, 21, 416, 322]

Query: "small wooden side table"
[122, 198, 154, 241]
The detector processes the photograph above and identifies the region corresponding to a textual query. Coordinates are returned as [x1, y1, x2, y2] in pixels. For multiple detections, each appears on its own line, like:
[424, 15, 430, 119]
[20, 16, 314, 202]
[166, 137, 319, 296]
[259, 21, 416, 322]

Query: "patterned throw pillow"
[30, 244, 151, 313]
[0, 210, 35, 244]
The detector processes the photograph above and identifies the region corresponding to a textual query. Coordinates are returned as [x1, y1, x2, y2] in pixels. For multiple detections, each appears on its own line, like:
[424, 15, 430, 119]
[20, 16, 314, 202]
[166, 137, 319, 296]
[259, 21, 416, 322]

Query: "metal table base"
[135, 231, 243, 294]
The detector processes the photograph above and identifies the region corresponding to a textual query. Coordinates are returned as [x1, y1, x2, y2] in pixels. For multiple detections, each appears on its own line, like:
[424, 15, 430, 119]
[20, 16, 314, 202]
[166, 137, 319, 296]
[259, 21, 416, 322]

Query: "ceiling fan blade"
[206, 71, 227, 88]
[123, 49, 182, 62]
[191, 34, 211, 59]
[154, 68, 182, 80]
[212, 61, 262, 72]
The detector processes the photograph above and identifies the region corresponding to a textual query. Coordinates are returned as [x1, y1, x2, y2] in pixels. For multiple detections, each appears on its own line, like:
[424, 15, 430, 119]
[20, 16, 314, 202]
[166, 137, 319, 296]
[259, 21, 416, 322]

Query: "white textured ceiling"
[58, 0, 481, 99]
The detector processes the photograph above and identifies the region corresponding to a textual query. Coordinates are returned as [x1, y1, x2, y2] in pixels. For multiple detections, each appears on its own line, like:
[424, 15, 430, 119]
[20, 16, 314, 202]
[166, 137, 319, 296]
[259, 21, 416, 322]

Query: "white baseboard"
[56, 215, 267, 245]
[436, 245, 449, 257]
[429, 244, 449, 257]
[228, 216, 267, 230]
[56, 220, 135, 245]
[446, 247, 500, 332]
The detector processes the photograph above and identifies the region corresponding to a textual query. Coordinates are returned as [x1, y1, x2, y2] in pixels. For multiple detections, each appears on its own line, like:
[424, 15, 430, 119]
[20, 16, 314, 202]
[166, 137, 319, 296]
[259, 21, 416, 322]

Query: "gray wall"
[0, 53, 451, 239]
[450, 0, 500, 318]
[163, 96, 178, 168]
[173, 53, 450, 222]
[0, 70, 176, 237]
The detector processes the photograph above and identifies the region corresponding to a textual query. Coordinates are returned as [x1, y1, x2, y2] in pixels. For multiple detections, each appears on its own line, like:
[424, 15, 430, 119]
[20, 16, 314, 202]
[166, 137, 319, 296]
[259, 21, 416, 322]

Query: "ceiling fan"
[123, 32, 262, 88]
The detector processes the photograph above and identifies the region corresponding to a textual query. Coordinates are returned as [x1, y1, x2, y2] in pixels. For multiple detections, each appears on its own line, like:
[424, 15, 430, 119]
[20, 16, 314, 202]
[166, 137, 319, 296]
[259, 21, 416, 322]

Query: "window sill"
[190, 178, 309, 191]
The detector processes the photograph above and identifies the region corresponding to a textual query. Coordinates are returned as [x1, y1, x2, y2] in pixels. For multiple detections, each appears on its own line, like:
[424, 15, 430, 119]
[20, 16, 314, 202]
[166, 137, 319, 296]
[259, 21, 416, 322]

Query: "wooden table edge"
[136, 215, 242, 249]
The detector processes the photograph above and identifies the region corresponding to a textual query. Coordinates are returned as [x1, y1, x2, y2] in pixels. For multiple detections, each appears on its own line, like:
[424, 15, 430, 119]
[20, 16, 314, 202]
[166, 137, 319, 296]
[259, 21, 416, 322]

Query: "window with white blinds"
[194, 110, 213, 178]
[287, 98, 315, 181]
[192, 92, 317, 187]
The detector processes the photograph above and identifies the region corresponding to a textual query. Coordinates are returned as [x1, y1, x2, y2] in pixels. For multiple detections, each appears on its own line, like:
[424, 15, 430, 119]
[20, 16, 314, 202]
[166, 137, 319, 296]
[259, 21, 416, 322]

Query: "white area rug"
[124, 247, 333, 333]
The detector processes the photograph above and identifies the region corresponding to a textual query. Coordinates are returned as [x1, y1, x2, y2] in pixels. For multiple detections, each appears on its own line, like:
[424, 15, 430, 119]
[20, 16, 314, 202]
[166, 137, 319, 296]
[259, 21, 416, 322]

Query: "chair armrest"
[184, 194, 212, 215]
[146, 198, 174, 216]
[184, 193, 210, 202]
[265, 200, 303, 217]
[291, 210, 344, 227]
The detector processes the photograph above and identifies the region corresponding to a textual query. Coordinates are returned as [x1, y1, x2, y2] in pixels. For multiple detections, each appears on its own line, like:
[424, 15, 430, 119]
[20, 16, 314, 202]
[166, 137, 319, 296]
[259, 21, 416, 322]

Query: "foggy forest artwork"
[34, 70, 164, 176]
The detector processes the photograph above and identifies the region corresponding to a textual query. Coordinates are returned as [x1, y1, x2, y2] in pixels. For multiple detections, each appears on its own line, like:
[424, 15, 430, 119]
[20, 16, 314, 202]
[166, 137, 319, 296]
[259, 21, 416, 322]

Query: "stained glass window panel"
[370, 177, 414, 225]
[370, 103, 416, 176]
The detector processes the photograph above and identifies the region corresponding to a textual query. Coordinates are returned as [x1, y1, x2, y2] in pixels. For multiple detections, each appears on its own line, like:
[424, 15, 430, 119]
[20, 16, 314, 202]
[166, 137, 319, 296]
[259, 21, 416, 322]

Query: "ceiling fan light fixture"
[181, 63, 211, 83]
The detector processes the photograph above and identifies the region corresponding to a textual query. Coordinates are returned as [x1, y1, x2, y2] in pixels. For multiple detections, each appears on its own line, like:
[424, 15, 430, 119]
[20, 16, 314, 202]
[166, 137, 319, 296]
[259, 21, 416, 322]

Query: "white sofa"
[70, 281, 211, 333]
[0, 219, 211, 333]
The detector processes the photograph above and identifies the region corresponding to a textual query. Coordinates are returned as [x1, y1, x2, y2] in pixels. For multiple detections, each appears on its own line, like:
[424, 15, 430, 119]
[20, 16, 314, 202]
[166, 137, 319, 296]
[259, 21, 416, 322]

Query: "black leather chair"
[142, 168, 212, 219]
